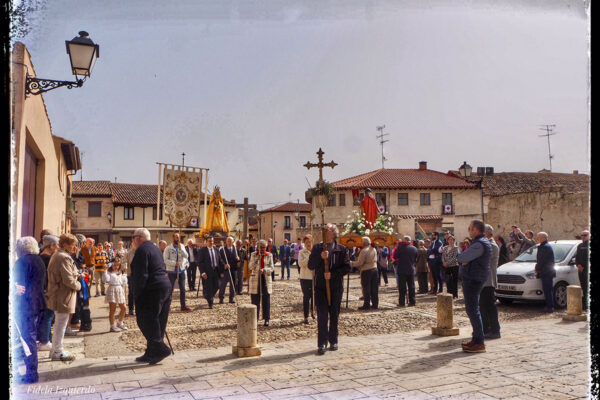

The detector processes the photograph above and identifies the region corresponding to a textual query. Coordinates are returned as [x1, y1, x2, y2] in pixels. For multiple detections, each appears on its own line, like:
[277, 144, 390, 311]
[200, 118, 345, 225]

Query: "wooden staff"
[221, 245, 237, 298]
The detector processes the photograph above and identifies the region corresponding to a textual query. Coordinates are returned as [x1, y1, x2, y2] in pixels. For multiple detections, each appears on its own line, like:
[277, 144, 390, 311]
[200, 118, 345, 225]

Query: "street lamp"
[25, 31, 100, 96]
[273, 220, 278, 245]
[458, 161, 484, 223]
[293, 200, 300, 221]
[107, 211, 112, 225]
[458, 161, 472, 178]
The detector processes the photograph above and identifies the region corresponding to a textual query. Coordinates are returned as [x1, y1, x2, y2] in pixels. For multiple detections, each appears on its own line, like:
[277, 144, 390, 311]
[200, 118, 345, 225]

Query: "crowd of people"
[11, 223, 591, 383]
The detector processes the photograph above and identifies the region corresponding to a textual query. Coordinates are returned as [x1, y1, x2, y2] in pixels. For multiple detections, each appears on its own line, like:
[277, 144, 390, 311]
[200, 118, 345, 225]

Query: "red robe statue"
[361, 192, 380, 230]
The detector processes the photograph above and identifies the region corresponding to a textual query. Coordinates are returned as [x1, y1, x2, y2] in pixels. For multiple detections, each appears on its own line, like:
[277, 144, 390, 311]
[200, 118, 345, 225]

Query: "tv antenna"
[376, 125, 389, 169]
[539, 124, 557, 171]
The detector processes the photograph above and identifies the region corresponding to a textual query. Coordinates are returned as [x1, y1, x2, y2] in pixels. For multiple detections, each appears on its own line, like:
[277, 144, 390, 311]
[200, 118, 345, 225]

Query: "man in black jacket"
[576, 230, 590, 311]
[534, 232, 555, 313]
[394, 236, 418, 307]
[308, 224, 350, 355]
[199, 236, 223, 309]
[130, 228, 172, 365]
[219, 236, 239, 303]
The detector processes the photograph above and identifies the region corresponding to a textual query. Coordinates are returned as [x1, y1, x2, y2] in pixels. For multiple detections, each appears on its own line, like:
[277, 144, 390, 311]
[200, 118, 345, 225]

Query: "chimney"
[419, 161, 427, 170]
[573, 170, 579, 175]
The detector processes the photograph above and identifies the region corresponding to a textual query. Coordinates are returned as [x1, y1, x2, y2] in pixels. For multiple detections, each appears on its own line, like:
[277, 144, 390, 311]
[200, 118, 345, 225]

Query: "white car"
[495, 240, 581, 309]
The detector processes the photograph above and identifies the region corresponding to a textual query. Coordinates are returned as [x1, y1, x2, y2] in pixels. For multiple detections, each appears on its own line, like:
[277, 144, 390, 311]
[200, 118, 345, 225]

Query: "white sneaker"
[117, 321, 128, 331]
[110, 325, 121, 332]
[51, 351, 75, 362]
[65, 327, 79, 336]
[38, 342, 52, 351]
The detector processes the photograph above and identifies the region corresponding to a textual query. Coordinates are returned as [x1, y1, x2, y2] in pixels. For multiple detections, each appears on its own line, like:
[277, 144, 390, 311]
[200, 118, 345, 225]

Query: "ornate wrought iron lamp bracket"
[25, 73, 84, 97]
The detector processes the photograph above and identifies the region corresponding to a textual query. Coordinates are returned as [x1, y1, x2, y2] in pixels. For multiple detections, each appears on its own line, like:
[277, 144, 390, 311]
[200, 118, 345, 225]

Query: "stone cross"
[235, 197, 257, 241]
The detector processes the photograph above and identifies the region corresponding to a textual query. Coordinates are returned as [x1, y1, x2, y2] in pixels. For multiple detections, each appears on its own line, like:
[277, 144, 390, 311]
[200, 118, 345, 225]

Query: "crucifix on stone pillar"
[304, 147, 338, 305]
[181, 152, 186, 167]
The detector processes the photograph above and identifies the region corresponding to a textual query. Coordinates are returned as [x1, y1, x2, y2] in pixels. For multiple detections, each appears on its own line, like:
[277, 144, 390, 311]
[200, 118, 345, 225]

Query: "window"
[442, 193, 453, 206]
[124, 207, 134, 220]
[339, 194, 346, 207]
[88, 201, 102, 217]
[299, 216, 306, 227]
[284, 216, 292, 229]
[376, 193, 386, 212]
[152, 205, 163, 220]
[398, 193, 408, 206]
[420, 193, 430, 206]
[327, 195, 337, 207]
[284, 233, 292, 242]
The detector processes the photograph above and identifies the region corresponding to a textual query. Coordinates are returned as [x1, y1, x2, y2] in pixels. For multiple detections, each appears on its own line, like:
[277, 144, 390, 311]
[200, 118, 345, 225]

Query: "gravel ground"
[121, 267, 567, 352]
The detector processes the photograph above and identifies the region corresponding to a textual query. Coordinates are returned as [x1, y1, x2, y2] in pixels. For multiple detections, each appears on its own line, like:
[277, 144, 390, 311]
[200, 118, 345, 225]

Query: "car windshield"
[513, 243, 574, 263]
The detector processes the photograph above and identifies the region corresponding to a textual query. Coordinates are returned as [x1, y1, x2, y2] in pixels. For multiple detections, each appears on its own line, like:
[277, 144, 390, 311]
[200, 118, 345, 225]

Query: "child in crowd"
[102, 254, 128, 332]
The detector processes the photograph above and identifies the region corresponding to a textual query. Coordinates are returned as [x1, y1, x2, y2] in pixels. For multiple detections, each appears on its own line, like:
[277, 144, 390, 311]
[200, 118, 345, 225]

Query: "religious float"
[338, 188, 397, 248]
[198, 186, 230, 242]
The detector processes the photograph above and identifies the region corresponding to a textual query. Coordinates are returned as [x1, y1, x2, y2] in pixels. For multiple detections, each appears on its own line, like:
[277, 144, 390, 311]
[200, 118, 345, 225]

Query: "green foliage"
[342, 210, 394, 236]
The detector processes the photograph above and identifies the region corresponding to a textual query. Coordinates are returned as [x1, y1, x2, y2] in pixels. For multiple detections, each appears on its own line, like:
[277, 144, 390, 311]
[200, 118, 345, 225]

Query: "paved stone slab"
[12, 319, 589, 400]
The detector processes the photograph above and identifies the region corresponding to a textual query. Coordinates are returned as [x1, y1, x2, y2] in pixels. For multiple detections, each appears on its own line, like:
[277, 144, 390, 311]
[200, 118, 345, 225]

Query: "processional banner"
[163, 166, 202, 228]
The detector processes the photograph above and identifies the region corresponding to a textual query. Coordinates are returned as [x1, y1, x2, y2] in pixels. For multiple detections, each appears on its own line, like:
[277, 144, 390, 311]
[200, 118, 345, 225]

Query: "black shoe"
[408, 303, 416, 307]
[358, 305, 370, 311]
[135, 354, 150, 363]
[208, 303, 213, 309]
[148, 349, 171, 365]
[229, 299, 236, 304]
[372, 306, 378, 310]
[128, 311, 135, 316]
[219, 299, 224, 304]
[317, 345, 327, 355]
[264, 320, 270, 326]
[80, 325, 92, 332]
[329, 343, 338, 351]
[101, 292, 106, 296]
[303, 319, 309, 325]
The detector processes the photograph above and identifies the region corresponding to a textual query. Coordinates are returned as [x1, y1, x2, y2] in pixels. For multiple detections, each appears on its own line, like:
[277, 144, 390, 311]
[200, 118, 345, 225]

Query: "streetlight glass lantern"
[66, 31, 100, 78]
[459, 161, 472, 178]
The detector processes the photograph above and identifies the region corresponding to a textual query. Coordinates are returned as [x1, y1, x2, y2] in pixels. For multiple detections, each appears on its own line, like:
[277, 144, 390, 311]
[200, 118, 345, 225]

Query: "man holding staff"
[249, 240, 274, 326]
[308, 224, 350, 355]
[199, 236, 223, 309]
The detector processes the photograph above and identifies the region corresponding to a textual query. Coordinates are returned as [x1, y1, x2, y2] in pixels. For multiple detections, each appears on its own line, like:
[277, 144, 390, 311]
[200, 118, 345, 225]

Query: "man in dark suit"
[394, 236, 418, 307]
[199, 236, 223, 309]
[185, 238, 200, 291]
[308, 224, 350, 355]
[218, 236, 239, 303]
[279, 239, 292, 280]
[576, 230, 590, 311]
[130, 228, 172, 365]
[535, 232, 556, 313]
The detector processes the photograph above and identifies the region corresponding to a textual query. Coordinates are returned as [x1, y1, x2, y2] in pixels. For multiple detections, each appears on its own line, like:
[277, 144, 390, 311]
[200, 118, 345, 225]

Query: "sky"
[14, 0, 590, 209]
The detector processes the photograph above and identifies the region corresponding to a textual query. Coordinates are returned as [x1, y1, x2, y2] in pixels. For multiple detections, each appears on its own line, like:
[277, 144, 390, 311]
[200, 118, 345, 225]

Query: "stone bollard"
[562, 285, 587, 322]
[232, 304, 262, 357]
[431, 293, 459, 336]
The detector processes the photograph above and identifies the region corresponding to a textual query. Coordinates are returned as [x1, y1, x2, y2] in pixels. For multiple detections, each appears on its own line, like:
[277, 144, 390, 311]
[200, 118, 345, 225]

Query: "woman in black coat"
[496, 236, 509, 266]
[13, 236, 47, 384]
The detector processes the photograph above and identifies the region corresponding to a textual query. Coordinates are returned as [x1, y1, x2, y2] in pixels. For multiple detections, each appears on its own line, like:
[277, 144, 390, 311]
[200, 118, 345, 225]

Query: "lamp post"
[273, 220, 278, 246]
[25, 31, 100, 97]
[459, 161, 484, 223]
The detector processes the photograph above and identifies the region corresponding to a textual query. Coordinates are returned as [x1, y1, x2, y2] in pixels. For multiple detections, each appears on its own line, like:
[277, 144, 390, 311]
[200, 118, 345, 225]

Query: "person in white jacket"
[298, 234, 316, 324]
[163, 233, 190, 312]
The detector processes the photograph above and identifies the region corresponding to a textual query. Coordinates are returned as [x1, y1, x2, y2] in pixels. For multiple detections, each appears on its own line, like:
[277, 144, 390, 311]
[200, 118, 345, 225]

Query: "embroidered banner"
[163, 167, 202, 228]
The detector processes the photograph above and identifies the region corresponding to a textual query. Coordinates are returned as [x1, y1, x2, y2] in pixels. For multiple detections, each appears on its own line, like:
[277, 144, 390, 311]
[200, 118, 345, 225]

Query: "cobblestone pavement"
[12, 315, 589, 399]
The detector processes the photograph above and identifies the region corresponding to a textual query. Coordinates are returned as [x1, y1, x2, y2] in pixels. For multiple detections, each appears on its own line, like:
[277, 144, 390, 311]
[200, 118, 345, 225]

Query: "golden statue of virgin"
[200, 186, 230, 237]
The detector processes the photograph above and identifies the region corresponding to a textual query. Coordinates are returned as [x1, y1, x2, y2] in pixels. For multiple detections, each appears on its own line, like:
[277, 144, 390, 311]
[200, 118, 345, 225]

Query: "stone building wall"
[486, 186, 589, 240]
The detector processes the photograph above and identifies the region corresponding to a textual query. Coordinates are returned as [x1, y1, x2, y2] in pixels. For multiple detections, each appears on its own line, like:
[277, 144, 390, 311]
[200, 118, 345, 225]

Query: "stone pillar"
[563, 285, 587, 322]
[232, 304, 262, 357]
[432, 293, 459, 336]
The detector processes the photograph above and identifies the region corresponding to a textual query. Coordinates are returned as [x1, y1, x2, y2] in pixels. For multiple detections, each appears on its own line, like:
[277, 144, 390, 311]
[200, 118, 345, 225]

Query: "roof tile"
[261, 202, 312, 213]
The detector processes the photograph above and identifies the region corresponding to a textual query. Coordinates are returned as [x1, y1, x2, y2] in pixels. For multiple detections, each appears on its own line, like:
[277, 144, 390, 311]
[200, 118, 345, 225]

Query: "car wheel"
[554, 282, 568, 309]
[498, 298, 513, 305]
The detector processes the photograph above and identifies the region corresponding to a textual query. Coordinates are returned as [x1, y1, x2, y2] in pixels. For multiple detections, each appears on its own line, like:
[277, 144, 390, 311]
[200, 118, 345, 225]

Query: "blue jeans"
[281, 258, 290, 279]
[462, 278, 485, 345]
[36, 308, 54, 344]
[393, 265, 400, 288]
[541, 274, 554, 310]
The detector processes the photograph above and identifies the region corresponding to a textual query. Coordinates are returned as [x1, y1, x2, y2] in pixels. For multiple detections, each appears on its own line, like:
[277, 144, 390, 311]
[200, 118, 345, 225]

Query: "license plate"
[498, 285, 517, 291]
